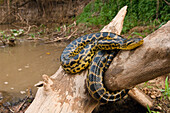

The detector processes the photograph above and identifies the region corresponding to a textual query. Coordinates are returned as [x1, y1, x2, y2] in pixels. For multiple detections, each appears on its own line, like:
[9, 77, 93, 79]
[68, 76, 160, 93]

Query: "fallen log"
[25, 6, 170, 113]
[105, 22, 170, 91]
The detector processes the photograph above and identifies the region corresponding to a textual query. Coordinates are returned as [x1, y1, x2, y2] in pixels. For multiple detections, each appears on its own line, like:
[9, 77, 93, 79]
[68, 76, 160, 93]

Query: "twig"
[24, 25, 38, 35]
[0, 0, 31, 24]
[163, 0, 170, 5]
[14, 97, 29, 112]
[59, 25, 67, 36]
[66, 28, 78, 40]
[46, 27, 78, 43]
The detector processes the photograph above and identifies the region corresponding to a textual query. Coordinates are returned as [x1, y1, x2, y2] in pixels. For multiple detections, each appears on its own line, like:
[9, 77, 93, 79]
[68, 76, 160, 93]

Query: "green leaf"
[147, 104, 152, 113]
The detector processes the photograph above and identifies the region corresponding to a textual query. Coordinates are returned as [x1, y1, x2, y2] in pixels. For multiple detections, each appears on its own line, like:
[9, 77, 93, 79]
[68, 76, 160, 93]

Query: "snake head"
[120, 38, 144, 50]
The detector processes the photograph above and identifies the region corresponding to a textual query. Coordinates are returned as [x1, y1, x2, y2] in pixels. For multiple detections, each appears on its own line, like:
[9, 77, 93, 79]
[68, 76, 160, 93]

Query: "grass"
[147, 104, 160, 113]
[160, 76, 170, 100]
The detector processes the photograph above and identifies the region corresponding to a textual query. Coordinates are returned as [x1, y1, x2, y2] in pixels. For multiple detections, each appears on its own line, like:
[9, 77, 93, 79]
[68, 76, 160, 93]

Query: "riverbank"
[0, 23, 169, 112]
[0, 0, 169, 112]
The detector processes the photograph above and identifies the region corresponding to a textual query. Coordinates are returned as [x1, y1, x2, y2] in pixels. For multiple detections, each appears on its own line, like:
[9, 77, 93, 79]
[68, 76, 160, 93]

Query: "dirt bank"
[0, 0, 91, 25]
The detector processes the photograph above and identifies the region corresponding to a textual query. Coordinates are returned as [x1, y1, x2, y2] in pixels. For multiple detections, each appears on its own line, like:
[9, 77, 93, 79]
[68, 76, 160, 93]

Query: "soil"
[95, 75, 170, 113]
[0, 89, 34, 113]
[0, 0, 169, 112]
[0, 0, 91, 26]
[0, 24, 169, 112]
[94, 97, 147, 113]
[1, 76, 169, 113]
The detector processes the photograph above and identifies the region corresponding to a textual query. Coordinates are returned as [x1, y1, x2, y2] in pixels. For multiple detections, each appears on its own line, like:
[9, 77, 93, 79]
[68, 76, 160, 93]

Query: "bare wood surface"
[26, 6, 128, 113]
[25, 6, 170, 113]
[105, 21, 170, 91]
[128, 88, 154, 109]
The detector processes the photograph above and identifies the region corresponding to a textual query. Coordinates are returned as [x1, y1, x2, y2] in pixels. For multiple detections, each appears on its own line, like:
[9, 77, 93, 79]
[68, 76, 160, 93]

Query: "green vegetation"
[0, 30, 15, 40]
[146, 76, 169, 113]
[11, 29, 24, 37]
[76, 0, 170, 33]
[0, 29, 24, 40]
[161, 76, 170, 99]
[29, 33, 35, 39]
[0, 31, 8, 39]
[147, 104, 159, 113]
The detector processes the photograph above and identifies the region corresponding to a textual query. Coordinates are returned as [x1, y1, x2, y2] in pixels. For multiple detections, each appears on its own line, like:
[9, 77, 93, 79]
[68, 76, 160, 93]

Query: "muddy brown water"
[0, 40, 67, 99]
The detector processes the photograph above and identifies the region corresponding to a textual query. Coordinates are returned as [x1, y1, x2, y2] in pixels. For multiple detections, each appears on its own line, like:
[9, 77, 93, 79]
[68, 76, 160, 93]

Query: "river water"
[0, 37, 67, 99]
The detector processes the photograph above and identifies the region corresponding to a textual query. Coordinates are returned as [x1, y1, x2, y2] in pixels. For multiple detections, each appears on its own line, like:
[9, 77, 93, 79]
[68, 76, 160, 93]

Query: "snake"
[60, 32, 143, 103]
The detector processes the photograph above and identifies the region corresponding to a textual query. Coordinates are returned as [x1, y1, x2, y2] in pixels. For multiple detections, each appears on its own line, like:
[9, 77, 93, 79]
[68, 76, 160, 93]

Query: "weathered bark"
[26, 6, 170, 112]
[105, 21, 170, 91]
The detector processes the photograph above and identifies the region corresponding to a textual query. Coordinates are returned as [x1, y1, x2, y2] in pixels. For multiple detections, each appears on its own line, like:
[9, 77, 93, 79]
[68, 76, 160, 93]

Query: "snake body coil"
[60, 32, 143, 103]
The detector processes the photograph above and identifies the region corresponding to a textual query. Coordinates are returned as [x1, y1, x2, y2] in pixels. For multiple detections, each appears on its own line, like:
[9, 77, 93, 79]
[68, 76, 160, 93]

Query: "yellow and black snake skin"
[60, 32, 143, 103]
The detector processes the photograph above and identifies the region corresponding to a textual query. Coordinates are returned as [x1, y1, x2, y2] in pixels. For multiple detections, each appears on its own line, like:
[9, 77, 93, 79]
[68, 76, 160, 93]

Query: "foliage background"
[76, 0, 170, 33]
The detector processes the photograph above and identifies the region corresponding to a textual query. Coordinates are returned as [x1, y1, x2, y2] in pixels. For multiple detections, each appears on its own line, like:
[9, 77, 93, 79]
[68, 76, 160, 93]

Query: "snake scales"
[60, 32, 143, 103]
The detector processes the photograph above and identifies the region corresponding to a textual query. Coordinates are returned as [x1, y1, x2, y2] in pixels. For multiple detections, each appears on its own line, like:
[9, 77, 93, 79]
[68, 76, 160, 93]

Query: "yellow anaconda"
[60, 32, 143, 103]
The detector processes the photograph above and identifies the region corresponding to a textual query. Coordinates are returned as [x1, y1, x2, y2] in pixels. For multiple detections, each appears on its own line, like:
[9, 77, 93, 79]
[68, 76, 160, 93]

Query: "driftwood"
[26, 6, 170, 113]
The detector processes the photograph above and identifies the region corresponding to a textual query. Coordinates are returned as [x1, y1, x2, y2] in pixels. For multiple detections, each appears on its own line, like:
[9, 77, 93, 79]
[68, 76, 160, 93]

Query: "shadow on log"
[25, 6, 170, 113]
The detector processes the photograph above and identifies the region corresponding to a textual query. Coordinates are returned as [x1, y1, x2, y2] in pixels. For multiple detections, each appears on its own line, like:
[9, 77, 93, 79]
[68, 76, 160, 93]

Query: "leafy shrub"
[76, 0, 170, 33]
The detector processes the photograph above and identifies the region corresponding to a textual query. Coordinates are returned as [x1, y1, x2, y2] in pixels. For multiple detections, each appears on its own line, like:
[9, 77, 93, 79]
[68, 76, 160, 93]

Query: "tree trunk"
[25, 6, 170, 113]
